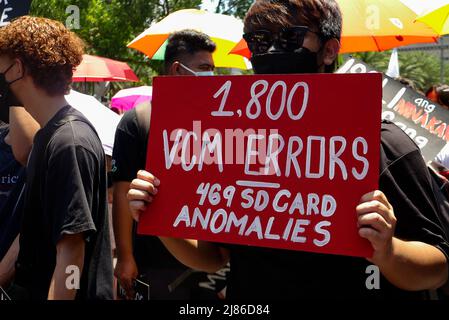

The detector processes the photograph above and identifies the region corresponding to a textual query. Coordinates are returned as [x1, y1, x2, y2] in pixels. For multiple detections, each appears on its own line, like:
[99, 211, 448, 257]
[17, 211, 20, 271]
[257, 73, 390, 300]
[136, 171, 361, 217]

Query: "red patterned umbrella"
[73, 54, 139, 82]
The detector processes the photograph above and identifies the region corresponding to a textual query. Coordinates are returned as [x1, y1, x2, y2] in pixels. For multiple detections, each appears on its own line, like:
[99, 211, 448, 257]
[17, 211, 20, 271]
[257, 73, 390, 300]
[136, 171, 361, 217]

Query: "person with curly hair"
[0, 16, 113, 300]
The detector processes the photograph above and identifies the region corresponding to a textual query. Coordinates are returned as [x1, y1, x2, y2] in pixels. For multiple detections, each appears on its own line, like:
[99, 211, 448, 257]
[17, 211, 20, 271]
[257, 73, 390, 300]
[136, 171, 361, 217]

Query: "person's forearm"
[48, 234, 85, 300]
[48, 262, 81, 300]
[113, 182, 135, 260]
[159, 237, 228, 273]
[375, 238, 448, 291]
[0, 235, 20, 287]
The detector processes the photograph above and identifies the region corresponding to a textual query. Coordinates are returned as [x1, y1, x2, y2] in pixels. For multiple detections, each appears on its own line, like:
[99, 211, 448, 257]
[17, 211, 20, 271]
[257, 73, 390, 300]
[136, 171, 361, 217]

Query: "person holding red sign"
[128, 0, 449, 299]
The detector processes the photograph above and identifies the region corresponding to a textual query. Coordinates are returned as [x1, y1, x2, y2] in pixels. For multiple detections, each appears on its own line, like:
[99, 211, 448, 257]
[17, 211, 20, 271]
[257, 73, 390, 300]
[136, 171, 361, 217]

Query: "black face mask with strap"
[250, 47, 322, 75]
[0, 63, 23, 123]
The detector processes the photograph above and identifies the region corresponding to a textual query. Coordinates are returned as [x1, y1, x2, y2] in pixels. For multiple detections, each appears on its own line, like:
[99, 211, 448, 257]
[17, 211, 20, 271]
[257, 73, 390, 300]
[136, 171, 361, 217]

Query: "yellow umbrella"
[128, 9, 250, 70]
[338, 0, 438, 53]
[413, 0, 449, 35]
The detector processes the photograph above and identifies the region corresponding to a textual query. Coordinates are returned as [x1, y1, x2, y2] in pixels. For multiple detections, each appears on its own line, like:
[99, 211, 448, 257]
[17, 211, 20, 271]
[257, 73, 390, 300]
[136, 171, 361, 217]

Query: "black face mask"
[0, 63, 23, 123]
[250, 47, 321, 75]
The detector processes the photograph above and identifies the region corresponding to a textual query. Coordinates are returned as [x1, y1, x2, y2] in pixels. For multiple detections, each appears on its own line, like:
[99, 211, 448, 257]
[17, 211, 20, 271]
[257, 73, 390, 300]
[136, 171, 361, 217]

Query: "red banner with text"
[138, 73, 382, 258]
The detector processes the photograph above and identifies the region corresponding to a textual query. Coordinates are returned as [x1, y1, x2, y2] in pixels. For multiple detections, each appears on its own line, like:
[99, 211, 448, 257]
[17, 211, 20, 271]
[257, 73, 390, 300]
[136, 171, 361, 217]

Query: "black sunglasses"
[243, 26, 321, 55]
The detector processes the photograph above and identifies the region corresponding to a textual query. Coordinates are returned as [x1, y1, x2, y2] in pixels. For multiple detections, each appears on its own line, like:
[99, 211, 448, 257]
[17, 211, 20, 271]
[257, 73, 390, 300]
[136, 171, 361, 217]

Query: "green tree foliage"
[213, 0, 253, 19]
[29, 0, 254, 95]
[352, 50, 447, 94]
[30, 0, 202, 91]
[28, 1, 446, 99]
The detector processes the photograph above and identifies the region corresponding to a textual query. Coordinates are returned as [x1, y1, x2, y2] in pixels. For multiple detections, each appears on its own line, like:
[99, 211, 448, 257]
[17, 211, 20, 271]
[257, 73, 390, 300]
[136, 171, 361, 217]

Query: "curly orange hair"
[0, 16, 84, 96]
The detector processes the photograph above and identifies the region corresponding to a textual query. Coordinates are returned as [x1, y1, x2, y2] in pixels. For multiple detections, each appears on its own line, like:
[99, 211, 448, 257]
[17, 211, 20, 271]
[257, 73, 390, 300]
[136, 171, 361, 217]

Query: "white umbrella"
[65, 90, 120, 156]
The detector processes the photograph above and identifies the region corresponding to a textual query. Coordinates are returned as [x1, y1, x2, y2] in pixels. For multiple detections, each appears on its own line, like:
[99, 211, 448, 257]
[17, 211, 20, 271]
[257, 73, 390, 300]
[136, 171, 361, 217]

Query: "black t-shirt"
[14, 106, 113, 300]
[224, 121, 449, 300]
[0, 125, 25, 261]
[112, 107, 186, 270]
[0, 125, 23, 212]
[112, 107, 227, 299]
[0, 172, 25, 262]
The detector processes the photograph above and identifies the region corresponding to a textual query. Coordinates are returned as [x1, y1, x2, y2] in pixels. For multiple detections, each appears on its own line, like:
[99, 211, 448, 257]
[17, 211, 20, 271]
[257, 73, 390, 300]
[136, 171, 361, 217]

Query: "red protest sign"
[138, 73, 382, 258]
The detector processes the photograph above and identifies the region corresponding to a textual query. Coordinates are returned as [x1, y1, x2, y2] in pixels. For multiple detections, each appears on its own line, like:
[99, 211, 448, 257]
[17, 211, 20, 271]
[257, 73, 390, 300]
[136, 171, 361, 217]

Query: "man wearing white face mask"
[111, 30, 224, 300]
[178, 64, 215, 77]
[164, 30, 215, 78]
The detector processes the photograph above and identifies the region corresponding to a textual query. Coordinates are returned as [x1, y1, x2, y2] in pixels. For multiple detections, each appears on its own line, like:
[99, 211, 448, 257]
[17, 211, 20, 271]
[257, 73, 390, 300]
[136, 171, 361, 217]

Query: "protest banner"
[337, 58, 448, 161]
[0, 286, 10, 301]
[138, 74, 382, 258]
[0, 0, 32, 27]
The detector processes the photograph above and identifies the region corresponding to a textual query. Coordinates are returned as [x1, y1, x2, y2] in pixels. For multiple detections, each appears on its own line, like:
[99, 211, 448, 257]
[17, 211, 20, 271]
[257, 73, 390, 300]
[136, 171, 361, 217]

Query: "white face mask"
[179, 63, 214, 76]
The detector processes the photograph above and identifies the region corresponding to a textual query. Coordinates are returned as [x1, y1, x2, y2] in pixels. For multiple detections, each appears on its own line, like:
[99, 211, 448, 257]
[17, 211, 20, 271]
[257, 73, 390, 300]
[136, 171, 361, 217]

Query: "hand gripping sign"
[138, 73, 382, 258]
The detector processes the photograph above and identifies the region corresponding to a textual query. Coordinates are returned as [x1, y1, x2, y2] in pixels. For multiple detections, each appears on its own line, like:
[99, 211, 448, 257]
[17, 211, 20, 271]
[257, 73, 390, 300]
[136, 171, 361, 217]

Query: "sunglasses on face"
[243, 26, 321, 55]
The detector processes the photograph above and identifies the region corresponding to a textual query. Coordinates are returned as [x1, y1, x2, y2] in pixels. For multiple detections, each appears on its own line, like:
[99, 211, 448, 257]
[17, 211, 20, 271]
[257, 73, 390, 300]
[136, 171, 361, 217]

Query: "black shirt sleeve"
[46, 142, 97, 245]
[380, 122, 449, 261]
[111, 108, 146, 183]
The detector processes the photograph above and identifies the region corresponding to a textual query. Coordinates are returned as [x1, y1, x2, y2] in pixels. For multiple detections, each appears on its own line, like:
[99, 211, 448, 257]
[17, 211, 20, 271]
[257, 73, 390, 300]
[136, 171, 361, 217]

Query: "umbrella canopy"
[128, 9, 250, 70]
[413, 0, 449, 35]
[73, 54, 139, 82]
[111, 86, 152, 112]
[339, 0, 438, 52]
[65, 90, 120, 156]
[230, 0, 438, 58]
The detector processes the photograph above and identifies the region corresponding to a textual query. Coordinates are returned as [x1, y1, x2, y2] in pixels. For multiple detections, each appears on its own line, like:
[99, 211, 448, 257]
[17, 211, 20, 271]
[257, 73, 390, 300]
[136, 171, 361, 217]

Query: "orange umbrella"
[73, 54, 139, 82]
[230, 0, 438, 58]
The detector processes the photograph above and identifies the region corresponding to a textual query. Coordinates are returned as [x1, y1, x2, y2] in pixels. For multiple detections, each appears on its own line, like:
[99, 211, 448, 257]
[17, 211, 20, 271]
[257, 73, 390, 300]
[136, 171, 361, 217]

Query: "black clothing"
[0, 126, 23, 211]
[224, 121, 449, 300]
[112, 107, 227, 299]
[14, 106, 113, 300]
[112, 107, 183, 270]
[0, 125, 25, 260]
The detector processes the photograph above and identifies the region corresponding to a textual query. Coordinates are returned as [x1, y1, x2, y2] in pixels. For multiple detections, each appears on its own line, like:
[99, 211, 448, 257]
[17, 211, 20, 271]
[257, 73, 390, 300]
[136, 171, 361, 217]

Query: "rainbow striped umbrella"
[127, 9, 250, 70]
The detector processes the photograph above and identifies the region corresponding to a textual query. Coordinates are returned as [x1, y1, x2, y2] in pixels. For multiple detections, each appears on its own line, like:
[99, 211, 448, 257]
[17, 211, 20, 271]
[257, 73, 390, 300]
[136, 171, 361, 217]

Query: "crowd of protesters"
[0, 0, 448, 301]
